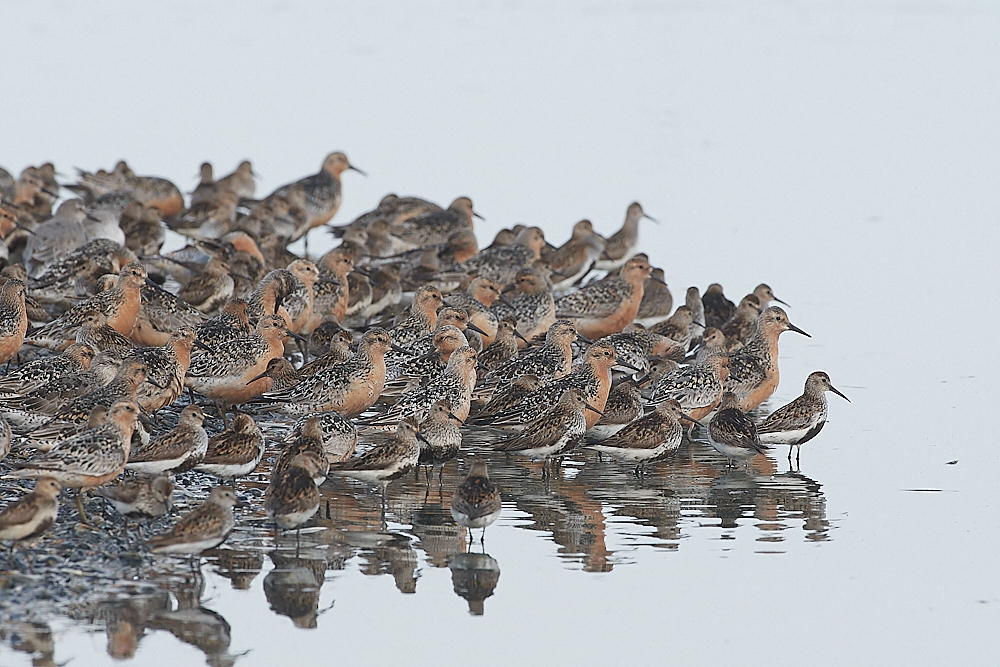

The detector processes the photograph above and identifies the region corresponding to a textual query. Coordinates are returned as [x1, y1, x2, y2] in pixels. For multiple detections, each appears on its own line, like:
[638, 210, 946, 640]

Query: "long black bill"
[679, 412, 703, 426]
[787, 322, 811, 338]
[830, 386, 851, 403]
[246, 371, 269, 386]
[466, 322, 488, 336]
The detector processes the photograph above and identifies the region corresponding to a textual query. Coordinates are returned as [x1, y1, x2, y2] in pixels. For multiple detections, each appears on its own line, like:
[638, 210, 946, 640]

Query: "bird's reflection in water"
[144, 568, 242, 667]
[210, 548, 264, 590]
[458, 428, 830, 564]
[408, 499, 466, 567]
[449, 553, 500, 615]
[96, 588, 170, 660]
[0, 620, 56, 667]
[264, 541, 328, 629]
[355, 531, 419, 594]
[5, 427, 834, 664]
[88, 566, 241, 666]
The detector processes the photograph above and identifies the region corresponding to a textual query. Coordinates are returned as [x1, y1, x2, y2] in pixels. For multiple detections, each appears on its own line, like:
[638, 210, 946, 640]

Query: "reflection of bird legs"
[379, 482, 388, 528]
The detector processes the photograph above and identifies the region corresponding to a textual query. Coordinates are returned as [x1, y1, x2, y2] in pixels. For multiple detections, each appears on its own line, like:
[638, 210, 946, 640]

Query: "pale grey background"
[2, 1, 998, 665]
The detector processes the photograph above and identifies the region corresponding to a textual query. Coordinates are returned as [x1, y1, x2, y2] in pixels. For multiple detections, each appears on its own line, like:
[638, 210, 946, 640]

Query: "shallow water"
[3, 1, 1000, 665]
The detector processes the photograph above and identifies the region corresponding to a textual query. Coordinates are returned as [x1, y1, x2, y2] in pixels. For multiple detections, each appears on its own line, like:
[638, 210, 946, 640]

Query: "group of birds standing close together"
[0, 152, 848, 568]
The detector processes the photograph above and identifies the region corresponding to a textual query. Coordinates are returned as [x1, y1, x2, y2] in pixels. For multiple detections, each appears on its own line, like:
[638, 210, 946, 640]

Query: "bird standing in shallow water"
[418, 400, 464, 483]
[494, 388, 602, 477]
[587, 378, 643, 441]
[588, 399, 695, 477]
[757, 371, 849, 463]
[149, 486, 237, 562]
[265, 455, 322, 541]
[328, 417, 427, 513]
[451, 461, 501, 546]
[707, 391, 767, 467]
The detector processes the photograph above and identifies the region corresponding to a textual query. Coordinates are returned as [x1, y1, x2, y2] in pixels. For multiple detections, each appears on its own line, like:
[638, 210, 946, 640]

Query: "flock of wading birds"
[0, 153, 849, 567]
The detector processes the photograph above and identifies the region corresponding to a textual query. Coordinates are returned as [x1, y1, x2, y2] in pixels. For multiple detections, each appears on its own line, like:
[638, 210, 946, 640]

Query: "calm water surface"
[2, 1, 999, 665]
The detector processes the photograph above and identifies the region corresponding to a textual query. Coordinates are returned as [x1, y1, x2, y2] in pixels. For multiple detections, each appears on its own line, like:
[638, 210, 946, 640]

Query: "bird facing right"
[757, 371, 850, 462]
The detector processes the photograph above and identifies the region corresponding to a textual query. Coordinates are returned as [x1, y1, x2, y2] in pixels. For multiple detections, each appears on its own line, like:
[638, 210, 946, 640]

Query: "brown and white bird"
[494, 388, 601, 477]
[328, 417, 427, 503]
[707, 391, 768, 467]
[125, 405, 209, 475]
[265, 455, 322, 533]
[149, 486, 237, 558]
[589, 399, 694, 476]
[194, 414, 265, 479]
[0, 477, 61, 567]
[451, 461, 501, 546]
[95, 475, 174, 546]
[757, 371, 850, 462]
